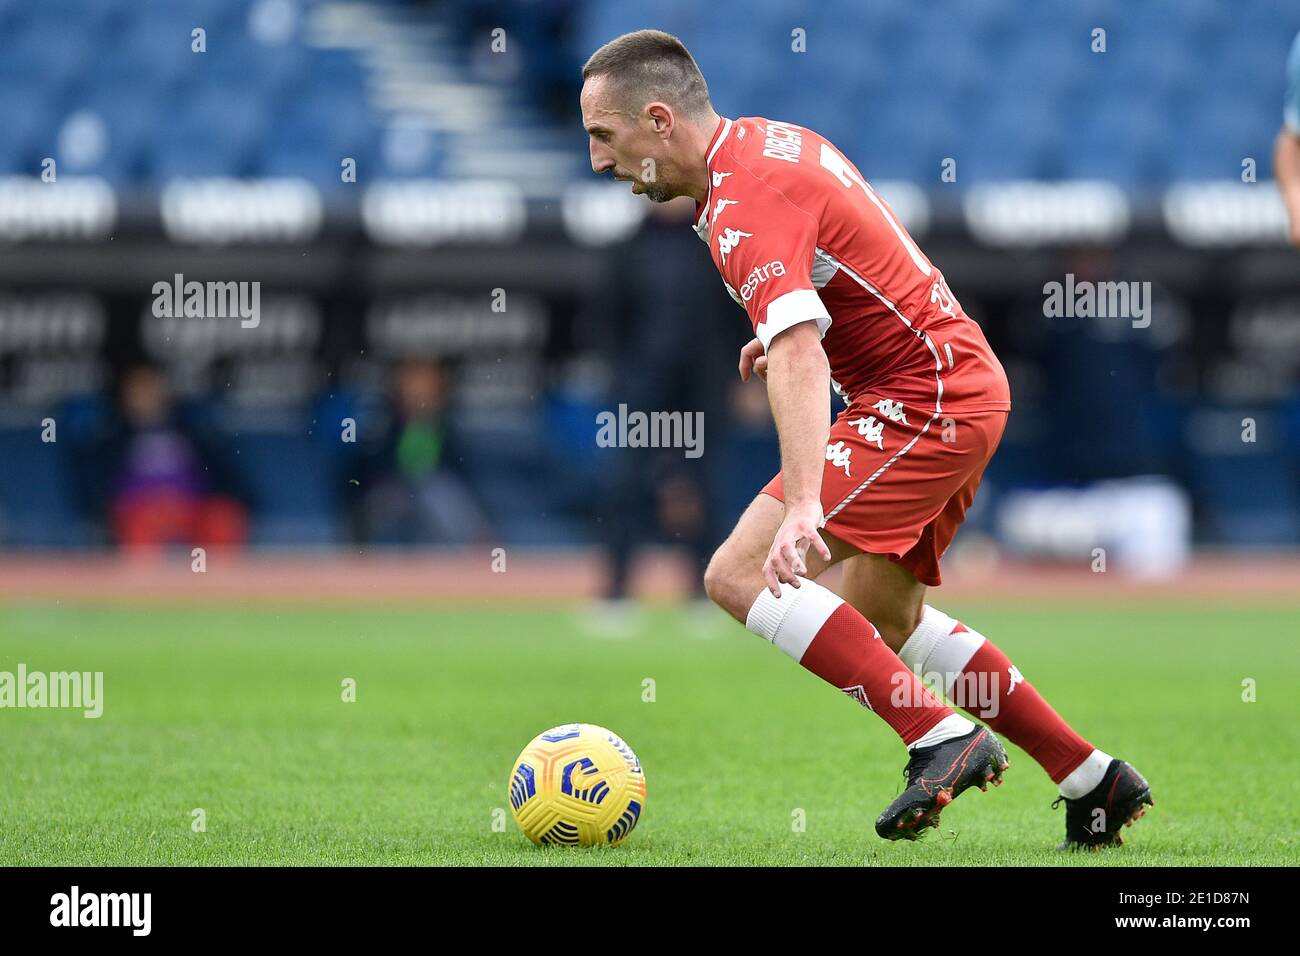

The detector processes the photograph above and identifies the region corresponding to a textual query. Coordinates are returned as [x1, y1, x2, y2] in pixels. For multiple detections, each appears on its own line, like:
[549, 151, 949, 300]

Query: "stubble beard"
[640, 180, 675, 203]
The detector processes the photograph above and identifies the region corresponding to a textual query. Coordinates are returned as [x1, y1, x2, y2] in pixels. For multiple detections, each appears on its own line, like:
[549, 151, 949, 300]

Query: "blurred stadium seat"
[1, 0, 1296, 187]
[0, 0, 1298, 557]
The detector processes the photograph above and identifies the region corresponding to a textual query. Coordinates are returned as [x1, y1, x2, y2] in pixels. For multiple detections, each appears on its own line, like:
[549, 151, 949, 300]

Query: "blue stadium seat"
[1171, 93, 1277, 180]
[257, 90, 379, 188]
[104, 20, 208, 90]
[1064, 100, 1174, 186]
[0, 20, 92, 97]
[0, 429, 92, 548]
[2, 0, 1297, 189]
[227, 431, 344, 546]
[148, 84, 270, 180]
[0, 86, 54, 174]
[1189, 452, 1300, 546]
[950, 100, 1067, 183]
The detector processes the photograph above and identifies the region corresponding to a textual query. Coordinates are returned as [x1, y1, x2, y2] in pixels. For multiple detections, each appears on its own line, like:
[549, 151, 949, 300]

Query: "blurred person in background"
[587, 196, 738, 626]
[1009, 245, 1186, 484]
[1277, 30, 1300, 247]
[351, 358, 492, 546]
[74, 365, 249, 556]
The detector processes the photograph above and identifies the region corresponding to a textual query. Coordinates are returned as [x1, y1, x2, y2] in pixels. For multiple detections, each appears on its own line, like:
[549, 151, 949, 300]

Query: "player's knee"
[870, 604, 924, 651]
[703, 547, 753, 622]
[873, 624, 910, 653]
[702, 549, 731, 609]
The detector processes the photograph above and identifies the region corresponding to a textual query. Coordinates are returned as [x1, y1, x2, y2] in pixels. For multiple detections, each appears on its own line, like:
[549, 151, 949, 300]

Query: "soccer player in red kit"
[580, 30, 1152, 846]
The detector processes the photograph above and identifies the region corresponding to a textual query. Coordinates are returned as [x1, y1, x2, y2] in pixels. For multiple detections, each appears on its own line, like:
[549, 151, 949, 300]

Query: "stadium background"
[1, 0, 1298, 866]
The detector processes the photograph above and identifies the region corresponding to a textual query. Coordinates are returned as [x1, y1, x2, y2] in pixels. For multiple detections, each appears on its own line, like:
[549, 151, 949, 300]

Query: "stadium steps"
[303, 0, 580, 189]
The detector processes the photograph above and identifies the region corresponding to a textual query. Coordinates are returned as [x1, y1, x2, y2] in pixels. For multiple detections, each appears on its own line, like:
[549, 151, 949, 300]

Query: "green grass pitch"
[1, 599, 1297, 866]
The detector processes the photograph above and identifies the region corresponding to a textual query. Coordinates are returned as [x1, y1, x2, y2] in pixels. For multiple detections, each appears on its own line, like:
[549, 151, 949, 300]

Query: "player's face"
[581, 79, 678, 203]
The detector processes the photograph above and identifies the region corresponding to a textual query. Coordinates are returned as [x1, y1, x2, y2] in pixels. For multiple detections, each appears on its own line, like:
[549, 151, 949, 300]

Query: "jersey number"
[818, 143, 932, 279]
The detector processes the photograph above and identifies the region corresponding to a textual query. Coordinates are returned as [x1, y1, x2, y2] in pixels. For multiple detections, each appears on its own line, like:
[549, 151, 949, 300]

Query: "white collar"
[694, 117, 734, 241]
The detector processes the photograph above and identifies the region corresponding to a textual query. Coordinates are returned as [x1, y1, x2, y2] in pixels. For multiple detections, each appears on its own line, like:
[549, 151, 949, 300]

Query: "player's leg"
[887, 590, 1152, 846]
[840, 407, 1151, 846]
[838, 549, 1101, 788]
[799, 398, 1030, 837]
[706, 489, 1005, 839]
[836, 550, 928, 648]
[704, 492, 970, 749]
[703, 491, 851, 620]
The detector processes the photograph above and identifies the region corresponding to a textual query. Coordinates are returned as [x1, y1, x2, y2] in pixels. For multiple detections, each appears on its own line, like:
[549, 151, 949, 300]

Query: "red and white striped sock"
[746, 579, 972, 748]
[898, 606, 1103, 791]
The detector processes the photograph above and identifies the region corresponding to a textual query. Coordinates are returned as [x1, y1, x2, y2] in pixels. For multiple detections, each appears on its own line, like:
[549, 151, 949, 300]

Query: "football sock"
[745, 579, 972, 748]
[1056, 747, 1113, 799]
[898, 606, 1097, 785]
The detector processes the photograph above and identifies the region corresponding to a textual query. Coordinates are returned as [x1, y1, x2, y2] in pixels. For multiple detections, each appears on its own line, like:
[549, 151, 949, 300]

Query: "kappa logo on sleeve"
[711, 170, 732, 188]
[716, 227, 752, 265]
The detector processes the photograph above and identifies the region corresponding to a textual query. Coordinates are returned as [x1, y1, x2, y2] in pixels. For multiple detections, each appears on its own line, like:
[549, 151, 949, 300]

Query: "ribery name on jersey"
[762, 121, 804, 164]
[740, 260, 786, 302]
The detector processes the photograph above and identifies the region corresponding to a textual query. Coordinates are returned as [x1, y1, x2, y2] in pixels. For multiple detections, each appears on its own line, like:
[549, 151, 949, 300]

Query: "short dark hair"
[582, 29, 712, 120]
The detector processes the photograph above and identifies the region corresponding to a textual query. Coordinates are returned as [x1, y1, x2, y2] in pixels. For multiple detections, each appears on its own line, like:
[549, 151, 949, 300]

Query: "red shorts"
[761, 394, 1008, 587]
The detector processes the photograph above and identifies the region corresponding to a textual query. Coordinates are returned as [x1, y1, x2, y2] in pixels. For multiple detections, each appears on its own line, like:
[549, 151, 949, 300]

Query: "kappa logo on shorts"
[847, 415, 885, 450]
[826, 440, 853, 476]
[712, 170, 732, 188]
[872, 398, 910, 425]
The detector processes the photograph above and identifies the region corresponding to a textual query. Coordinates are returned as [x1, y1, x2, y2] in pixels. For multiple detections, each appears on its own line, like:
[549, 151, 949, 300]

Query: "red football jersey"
[692, 116, 1011, 414]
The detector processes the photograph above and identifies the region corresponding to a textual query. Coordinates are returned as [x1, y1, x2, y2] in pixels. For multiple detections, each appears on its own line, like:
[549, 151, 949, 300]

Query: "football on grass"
[508, 723, 646, 847]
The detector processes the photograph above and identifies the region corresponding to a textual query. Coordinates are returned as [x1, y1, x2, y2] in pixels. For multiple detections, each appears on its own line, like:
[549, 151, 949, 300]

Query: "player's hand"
[738, 337, 768, 383]
[763, 501, 833, 597]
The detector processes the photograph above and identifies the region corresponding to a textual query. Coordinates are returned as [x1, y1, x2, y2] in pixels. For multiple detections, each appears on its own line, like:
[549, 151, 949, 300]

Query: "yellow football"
[508, 723, 647, 847]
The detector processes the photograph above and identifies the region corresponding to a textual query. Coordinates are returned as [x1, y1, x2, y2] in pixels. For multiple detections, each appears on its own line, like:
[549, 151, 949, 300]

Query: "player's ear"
[645, 102, 673, 136]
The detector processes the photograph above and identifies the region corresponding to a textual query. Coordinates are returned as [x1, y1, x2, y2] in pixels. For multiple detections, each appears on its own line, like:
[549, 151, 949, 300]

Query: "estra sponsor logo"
[739, 260, 786, 301]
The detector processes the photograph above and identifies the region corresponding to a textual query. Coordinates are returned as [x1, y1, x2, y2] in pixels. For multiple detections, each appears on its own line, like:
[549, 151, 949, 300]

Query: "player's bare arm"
[1276, 128, 1300, 247]
[760, 322, 834, 595]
